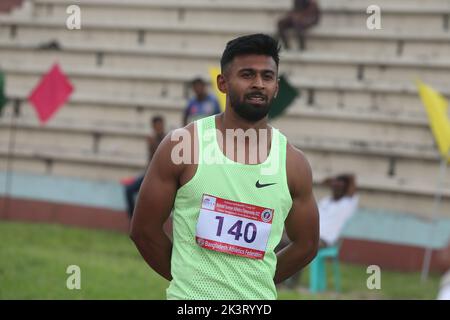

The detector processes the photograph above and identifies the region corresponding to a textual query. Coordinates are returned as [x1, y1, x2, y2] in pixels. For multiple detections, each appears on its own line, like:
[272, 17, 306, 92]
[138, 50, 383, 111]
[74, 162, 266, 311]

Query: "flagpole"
[2, 99, 20, 219]
[421, 154, 448, 282]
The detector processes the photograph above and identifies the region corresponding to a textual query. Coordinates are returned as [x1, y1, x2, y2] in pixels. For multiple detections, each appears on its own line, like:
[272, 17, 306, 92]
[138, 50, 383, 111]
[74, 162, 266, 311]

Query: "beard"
[228, 89, 274, 122]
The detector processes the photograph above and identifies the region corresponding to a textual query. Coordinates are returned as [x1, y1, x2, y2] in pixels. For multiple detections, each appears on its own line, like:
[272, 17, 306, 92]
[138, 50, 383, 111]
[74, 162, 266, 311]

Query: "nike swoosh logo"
[255, 180, 277, 188]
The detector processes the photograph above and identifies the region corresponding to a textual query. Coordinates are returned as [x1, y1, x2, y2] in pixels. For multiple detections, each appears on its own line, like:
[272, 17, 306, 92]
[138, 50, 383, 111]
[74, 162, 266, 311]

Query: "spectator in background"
[277, 173, 358, 289]
[124, 115, 166, 218]
[183, 77, 221, 126]
[318, 174, 358, 248]
[277, 0, 321, 50]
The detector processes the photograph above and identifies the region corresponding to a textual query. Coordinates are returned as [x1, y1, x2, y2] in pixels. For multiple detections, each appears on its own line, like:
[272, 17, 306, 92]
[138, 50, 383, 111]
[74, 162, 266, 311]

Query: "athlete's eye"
[241, 72, 253, 79]
[263, 74, 275, 81]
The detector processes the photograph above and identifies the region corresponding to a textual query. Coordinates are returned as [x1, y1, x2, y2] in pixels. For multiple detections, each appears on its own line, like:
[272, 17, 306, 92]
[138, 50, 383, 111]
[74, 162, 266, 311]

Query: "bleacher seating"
[0, 0, 449, 219]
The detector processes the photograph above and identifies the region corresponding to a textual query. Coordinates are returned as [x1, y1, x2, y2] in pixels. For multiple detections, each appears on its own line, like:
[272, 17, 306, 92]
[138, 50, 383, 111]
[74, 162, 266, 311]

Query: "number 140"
[215, 216, 257, 243]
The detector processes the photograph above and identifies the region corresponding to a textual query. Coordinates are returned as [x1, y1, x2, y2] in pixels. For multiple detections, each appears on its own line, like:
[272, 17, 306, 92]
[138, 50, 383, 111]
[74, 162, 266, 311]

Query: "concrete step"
[0, 141, 448, 219]
[0, 114, 448, 186]
[2, 86, 438, 148]
[32, 0, 450, 33]
[1, 40, 450, 84]
[3, 63, 448, 114]
[1, 16, 449, 57]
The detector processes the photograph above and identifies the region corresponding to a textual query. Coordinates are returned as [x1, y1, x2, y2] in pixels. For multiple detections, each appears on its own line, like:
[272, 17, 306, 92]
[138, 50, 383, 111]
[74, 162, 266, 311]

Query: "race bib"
[195, 194, 274, 260]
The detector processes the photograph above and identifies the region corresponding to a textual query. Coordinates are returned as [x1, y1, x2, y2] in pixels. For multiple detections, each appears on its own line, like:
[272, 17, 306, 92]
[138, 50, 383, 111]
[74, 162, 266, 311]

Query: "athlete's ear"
[217, 73, 227, 94]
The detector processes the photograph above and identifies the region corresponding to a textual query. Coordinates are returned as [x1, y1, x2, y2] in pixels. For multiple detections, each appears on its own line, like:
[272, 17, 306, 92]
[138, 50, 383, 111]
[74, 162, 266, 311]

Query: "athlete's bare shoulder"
[151, 121, 203, 189]
[286, 142, 313, 198]
[148, 122, 196, 179]
[168, 122, 198, 165]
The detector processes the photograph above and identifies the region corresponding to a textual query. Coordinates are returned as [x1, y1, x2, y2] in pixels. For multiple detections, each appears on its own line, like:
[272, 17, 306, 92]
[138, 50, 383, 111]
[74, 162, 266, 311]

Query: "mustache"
[244, 92, 268, 100]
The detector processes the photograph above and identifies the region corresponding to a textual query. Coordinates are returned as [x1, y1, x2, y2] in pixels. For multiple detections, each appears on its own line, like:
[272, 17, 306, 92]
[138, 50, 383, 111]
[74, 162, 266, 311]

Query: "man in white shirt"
[318, 174, 358, 247]
[276, 174, 358, 289]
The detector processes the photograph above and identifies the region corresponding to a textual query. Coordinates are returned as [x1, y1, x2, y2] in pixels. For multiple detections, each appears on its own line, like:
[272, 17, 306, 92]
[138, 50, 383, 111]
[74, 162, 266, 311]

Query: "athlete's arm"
[274, 144, 319, 284]
[129, 128, 188, 281]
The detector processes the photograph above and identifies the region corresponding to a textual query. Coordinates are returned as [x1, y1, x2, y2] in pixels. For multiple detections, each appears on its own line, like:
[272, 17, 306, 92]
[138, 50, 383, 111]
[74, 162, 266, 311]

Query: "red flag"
[28, 63, 74, 124]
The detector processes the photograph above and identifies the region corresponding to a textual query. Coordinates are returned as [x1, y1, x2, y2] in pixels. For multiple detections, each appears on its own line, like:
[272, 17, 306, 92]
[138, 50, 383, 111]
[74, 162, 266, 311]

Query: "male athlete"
[130, 33, 319, 300]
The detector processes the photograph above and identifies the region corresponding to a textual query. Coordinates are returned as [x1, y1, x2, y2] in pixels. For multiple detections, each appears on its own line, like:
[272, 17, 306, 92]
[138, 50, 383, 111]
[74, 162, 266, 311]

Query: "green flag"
[0, 70, 7, 116]
[269, 74, 299, 120]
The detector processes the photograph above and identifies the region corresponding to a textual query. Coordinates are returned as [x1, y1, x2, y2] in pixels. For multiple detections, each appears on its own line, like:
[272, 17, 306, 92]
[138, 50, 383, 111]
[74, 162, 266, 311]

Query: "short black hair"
[220, 34, 281, 72]
[297, 0, 312, 9]
[151, 115, 164, 124]
[191, 77, 206, 86]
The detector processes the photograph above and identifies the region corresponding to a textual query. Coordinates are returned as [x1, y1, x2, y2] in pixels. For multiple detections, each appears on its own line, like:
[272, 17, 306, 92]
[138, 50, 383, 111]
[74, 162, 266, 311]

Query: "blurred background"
[0, 0, 449, 299]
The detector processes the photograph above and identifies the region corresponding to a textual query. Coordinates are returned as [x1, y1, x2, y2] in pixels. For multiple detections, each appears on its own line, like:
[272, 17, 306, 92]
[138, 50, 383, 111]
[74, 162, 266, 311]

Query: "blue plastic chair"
[309, 245, 341, 293]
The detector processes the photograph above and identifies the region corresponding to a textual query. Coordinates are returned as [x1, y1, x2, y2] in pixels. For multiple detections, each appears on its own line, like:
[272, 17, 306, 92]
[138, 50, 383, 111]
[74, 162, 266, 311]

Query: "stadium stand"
[0, 0, 449, 271]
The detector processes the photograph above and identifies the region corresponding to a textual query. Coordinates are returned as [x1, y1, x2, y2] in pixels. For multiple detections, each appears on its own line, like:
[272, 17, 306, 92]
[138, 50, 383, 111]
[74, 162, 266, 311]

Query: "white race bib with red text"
[195, 194, 274, 260]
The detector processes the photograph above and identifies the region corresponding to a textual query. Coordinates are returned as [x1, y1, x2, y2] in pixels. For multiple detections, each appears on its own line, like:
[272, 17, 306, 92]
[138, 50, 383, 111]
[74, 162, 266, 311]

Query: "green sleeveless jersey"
[166, 115, 293, 300]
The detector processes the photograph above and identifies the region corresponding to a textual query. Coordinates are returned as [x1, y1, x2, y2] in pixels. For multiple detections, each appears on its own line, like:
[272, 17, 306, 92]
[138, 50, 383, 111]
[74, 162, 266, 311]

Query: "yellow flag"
[416, 80, 450, 163]
[208, 66, 226, 112]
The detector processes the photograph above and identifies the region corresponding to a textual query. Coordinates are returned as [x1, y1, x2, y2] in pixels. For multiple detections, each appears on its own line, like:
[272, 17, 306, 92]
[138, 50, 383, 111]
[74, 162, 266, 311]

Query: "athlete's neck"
[219, 110, 269, 132]
[215, 111, 272, 165]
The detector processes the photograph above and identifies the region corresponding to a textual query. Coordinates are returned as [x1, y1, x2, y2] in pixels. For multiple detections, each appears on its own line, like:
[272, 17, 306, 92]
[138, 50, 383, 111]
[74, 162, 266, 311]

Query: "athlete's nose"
[252, 74, 265, 90]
